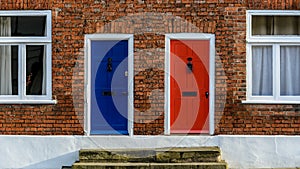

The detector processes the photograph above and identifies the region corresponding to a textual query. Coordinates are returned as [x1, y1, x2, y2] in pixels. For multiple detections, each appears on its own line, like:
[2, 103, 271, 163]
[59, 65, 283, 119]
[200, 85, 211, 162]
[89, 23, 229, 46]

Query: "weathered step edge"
[79, 147, 222, 163]
[72, 162, 228, 169]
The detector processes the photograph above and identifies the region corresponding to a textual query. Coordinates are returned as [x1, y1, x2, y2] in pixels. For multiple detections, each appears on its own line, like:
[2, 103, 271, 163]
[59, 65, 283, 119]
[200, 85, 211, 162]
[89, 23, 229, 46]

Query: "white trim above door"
[165, 33, 215, 135]
[84, 34, 134, 136]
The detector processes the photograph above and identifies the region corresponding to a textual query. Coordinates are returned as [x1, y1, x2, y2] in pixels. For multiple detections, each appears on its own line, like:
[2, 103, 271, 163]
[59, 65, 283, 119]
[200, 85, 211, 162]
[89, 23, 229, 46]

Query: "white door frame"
[164, 33, 215, 135]
[84, 34, 134, 136]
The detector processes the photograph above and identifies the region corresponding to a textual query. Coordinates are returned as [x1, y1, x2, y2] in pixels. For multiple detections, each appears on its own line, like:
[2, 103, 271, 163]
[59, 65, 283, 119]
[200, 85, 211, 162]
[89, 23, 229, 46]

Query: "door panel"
[170, 40, 209, 134]
[91, 40, 128, 135]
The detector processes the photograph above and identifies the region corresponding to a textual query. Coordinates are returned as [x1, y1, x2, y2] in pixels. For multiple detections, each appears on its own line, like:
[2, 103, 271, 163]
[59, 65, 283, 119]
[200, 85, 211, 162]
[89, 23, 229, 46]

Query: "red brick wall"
[0, 0, 299, 135]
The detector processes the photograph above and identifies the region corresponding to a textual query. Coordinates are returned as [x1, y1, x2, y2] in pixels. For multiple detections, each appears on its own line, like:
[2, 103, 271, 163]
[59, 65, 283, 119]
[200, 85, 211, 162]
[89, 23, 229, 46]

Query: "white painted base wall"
[1, 135, 299, 169]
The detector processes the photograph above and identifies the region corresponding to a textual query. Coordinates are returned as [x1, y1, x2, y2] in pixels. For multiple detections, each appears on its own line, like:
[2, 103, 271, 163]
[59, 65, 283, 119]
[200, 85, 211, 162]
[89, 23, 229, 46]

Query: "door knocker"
[187, 57, 193, 72]
[107, 57, 113, 72]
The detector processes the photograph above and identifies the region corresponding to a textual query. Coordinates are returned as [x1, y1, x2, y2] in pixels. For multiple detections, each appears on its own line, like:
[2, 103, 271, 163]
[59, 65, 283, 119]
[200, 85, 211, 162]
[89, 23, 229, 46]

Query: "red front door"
[170, 40, 209, 134]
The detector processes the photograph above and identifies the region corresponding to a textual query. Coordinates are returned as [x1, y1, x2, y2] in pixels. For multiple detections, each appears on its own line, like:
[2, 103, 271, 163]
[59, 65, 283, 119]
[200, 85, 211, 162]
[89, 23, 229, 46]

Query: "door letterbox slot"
[182, 91, 197, 97]
[102, 91, 114, 96]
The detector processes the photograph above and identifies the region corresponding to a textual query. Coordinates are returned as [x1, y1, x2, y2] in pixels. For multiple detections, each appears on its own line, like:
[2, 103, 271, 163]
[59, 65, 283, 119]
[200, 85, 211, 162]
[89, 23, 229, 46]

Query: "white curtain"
[0, 17, 11, 95]
[280, 46, 300, 96]
[252, 46, 273, 96]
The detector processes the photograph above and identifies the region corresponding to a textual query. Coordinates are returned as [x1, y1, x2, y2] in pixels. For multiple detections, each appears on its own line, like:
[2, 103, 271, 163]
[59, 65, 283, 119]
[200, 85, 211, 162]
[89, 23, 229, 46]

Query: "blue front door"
[91, 40, 128, 135]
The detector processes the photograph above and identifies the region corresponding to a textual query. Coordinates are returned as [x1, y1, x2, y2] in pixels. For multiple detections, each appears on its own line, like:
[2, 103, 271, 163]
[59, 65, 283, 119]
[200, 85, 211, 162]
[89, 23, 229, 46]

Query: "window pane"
[252, 46, 273, 96]
[252, 16, 273, 35]
[11, 46, 18, 95]
[26, 45, 45, 95]
[0, 45, 18, 95]
[252, 16, 300, 35]
[0, 16, 46, 37]
[280, 46, 300, 96]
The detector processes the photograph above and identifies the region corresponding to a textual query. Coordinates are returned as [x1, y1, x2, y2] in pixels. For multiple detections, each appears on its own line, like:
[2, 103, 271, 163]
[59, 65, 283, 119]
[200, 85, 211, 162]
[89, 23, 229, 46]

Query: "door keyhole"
[205, 91, 209, 99]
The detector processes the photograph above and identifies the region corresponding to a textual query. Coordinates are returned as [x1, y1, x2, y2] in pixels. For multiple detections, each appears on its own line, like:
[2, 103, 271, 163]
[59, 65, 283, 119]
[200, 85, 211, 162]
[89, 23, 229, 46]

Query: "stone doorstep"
[79, 147, 221, 153]
[72, 162, 228, 169]
[249, 168, 300, 169]
[79, 147, 221, 163]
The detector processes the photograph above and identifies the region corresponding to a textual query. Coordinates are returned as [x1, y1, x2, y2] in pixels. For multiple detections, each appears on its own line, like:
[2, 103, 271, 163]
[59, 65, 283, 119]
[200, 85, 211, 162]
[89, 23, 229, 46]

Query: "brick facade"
[0, 0, 299, 135]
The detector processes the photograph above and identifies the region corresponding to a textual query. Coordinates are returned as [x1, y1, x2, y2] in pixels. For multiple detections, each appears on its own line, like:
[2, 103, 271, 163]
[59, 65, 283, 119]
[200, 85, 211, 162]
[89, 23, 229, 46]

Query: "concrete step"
[72, 162, 228, 169]
[79, 147, 221, 163]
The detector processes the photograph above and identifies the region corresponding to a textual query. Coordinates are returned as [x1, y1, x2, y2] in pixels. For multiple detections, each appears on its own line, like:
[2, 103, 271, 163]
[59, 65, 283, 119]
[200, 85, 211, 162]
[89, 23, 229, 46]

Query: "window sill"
[0, 100, 57, 105]
[242, 100, 300, 104]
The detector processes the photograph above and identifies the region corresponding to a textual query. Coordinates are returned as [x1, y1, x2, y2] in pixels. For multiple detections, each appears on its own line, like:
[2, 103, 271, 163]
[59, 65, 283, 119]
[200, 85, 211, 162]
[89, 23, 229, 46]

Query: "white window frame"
[0, 10, 56, 104]
[244, 10, 300, 104]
